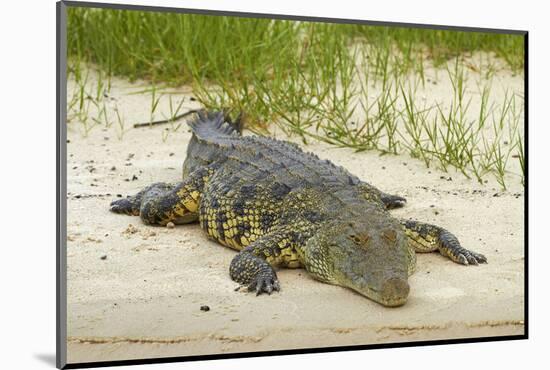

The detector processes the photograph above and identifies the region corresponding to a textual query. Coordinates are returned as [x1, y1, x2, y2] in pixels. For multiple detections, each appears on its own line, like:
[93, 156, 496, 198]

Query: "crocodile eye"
[348, 234, 368, 245]
[382, 229, 397, 242]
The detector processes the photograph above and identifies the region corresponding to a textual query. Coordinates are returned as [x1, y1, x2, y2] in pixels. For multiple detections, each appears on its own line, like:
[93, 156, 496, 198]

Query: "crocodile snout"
[380, 278, 409, 307]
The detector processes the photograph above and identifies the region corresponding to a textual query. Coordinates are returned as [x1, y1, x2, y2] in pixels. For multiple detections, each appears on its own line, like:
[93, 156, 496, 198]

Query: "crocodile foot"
[439, 230, 487, 265]
[381, 193, 407, 209]
[110, 197, 140, 216]
[247, 270, 281, 295]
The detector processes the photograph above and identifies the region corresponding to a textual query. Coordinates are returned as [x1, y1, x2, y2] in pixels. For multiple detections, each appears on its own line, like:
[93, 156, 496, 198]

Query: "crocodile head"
[302, 213, 410, 307]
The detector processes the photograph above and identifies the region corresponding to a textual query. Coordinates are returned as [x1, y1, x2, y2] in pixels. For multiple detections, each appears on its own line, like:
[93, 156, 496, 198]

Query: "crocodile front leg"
[229, 228, 299, 295]
[110, 166, 214, 226]
[400, 219, 487, 265]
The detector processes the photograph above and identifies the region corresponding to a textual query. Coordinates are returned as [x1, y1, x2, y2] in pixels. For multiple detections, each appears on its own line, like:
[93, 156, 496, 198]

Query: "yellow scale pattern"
[161, 186, 200, 224]
[197, 194, 303, 269]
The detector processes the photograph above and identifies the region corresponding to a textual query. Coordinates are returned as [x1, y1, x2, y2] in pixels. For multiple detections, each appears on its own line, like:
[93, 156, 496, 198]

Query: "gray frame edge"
[62, 0, 527, 35]
[56, 1, 68, 369]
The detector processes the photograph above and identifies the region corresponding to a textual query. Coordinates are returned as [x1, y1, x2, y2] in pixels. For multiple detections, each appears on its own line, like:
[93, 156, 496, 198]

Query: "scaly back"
[183, 111, 371, 209]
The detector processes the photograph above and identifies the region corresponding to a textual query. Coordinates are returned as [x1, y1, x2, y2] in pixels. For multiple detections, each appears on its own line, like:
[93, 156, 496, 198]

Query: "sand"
[65, 62, 524, 364]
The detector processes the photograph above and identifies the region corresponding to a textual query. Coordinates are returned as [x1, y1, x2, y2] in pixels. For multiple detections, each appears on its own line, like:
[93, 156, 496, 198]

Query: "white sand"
[65, 61, 524, 364]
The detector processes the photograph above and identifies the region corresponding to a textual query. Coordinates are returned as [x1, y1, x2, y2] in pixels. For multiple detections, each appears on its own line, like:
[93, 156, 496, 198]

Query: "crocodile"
[110, 110, 487, 307]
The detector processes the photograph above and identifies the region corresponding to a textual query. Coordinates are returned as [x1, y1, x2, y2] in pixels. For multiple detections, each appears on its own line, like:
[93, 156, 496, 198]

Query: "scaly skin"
[110, 110, 487, 307]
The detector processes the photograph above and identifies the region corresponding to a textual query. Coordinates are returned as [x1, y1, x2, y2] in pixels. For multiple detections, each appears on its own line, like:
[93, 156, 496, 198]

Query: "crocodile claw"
[381, 193, 407, 209]
[247, 273, 280, 295]
[456, 250, 488, 265]
[109, 198, 139, 215]
[439, 230, 488, 265]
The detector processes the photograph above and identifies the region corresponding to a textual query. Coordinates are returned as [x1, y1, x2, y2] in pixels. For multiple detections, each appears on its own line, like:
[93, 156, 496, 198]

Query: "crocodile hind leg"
[358, 182, 406, 209]
[400, 219, 487, 265]
[110, 167, 213, 226]
[109, 184, 157, 216]
[381, 192, 407, 209]
[230, 228, 299, 295]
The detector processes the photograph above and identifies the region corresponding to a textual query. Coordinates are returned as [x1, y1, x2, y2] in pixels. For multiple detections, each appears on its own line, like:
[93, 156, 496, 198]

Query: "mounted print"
[56, 1, 527, 368]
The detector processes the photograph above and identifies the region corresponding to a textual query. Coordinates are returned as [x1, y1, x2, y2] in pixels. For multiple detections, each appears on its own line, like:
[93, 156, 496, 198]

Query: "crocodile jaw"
[346, 276, 410, 307]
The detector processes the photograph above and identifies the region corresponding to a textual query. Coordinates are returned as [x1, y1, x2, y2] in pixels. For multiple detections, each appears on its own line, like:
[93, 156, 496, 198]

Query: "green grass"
[66, 7, 525, 188]
[67, 8, 524, 83]
[343, 26, 525, 71]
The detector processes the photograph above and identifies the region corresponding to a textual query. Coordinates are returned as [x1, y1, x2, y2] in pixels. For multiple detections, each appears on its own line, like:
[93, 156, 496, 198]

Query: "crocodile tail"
[188, 110, 243, 139]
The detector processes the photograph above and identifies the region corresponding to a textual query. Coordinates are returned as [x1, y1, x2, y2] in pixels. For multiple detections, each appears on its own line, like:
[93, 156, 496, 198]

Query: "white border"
[3, 0, 546, 369]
